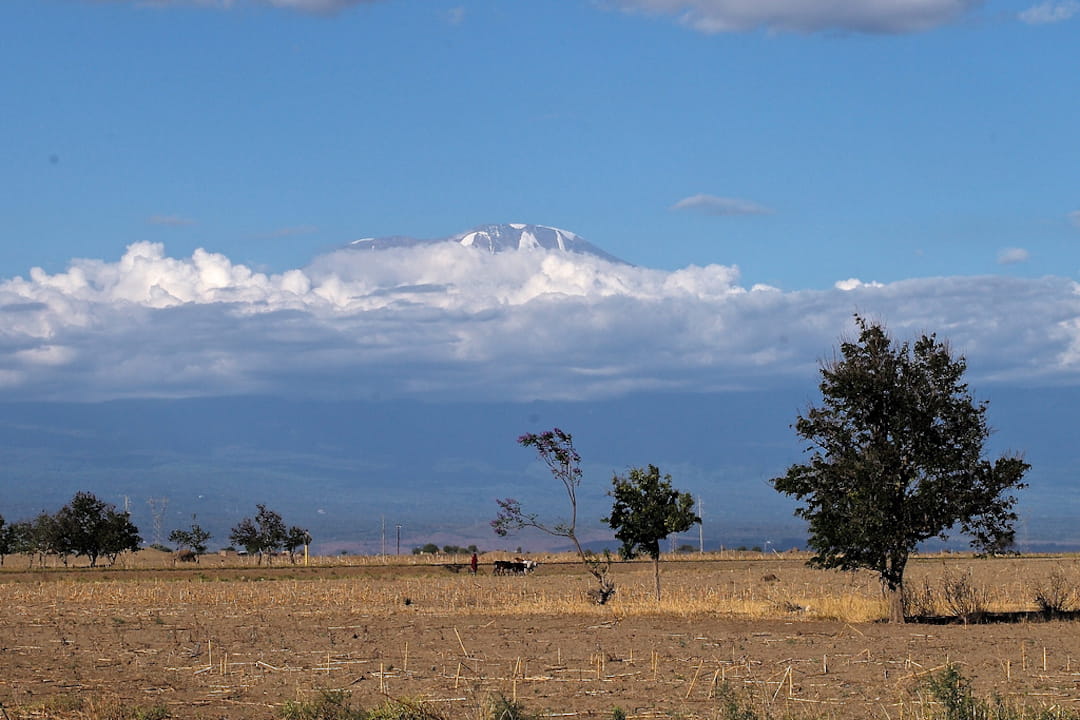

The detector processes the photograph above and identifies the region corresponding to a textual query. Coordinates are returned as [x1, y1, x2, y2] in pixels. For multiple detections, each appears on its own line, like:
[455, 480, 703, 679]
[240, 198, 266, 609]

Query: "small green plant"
[279, 689, 365, 720]
[714, 682, 759, 720]
[366, 697, 450, 720]
[925, 665, 979, 720]
[611, 707, 627, 720]
[488, 694, 537, 720]
[41, 694, 85, 714]
[131, 702, 171, 720]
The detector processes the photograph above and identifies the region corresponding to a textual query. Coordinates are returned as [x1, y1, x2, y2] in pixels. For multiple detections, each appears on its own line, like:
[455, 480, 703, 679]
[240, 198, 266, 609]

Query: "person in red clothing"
[470, 552, 478, 575]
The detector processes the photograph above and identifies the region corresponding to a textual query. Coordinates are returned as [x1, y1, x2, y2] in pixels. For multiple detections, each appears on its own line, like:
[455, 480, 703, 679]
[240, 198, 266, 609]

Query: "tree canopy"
[229, 504, 309, 564]
[772, 316, 1029, 622]
[53, 491, 142, 567]
[605, 464, 698, 600]
[230, 504, 287, 562]
[169, 516, 212, 556]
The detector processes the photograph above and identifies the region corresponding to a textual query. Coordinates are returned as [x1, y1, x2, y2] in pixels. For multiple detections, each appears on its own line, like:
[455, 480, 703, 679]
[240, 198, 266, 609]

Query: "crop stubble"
[1, 553, 1079, 718]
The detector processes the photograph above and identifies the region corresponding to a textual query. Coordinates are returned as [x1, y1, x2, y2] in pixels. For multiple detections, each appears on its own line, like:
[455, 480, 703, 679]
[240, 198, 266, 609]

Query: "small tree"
[169, 516, 212, 558]
[0, 515, 15, 566]
[493, 428, 615, 603]
[10, 518, 41, 567]
[229, 504, 288, 564]
[605, 464, 699, 601]
[772, 316, 1029, 623]
[26, 511, 63, 567]
[53, 491, 141, 568]
[284, 525, 312, 564]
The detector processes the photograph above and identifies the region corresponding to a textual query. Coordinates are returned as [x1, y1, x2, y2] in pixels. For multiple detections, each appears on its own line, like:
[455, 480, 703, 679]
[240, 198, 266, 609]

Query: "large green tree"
[772, 317, 1029, 623]
[54, 491, 142, 567]
[605, 464, 699, 601]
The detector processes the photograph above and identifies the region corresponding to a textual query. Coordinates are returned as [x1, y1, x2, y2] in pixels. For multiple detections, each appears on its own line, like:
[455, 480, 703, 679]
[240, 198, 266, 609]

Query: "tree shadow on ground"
[907, 609, 1080, 624]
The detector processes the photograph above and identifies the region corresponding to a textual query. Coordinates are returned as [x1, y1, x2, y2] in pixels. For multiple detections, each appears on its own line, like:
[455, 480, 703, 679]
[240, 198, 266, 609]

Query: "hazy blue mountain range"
[0, 387, 1074, 555]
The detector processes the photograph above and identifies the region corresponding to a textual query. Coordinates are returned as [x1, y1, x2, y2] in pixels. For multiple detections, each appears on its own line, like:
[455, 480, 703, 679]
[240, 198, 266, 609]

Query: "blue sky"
[1, 0, 1079, 405]
[4, 0, 1078, 289]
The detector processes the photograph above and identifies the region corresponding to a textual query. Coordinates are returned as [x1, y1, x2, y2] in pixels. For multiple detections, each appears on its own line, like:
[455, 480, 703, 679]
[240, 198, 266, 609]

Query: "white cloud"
[610, 0, 981, 34]
[2, 242, 1080, 402]
[835, 278, 885, 290]
[1019, 1, 1080, 24]
[672, 194, 773, 216]
[1069, 211, 1080, 228]
[998, 247, 1030, 265]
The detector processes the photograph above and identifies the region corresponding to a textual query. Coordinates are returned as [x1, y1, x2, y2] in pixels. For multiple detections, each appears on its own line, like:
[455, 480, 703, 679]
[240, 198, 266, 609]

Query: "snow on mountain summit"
[348, 223, 627, 264]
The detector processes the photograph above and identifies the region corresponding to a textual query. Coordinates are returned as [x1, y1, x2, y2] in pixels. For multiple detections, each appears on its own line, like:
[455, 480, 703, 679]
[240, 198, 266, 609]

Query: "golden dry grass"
[5, 550, 1078, 623]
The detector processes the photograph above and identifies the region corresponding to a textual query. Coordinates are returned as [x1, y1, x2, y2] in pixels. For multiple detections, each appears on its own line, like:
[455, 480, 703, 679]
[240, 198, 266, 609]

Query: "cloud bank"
[101, 0, 979, 31]
[2, 241, 1079, 402]
[610, 0, 981, 34]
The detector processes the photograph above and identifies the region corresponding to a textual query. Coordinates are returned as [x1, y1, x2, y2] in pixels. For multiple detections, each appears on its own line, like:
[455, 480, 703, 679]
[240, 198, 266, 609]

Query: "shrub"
[1033, 567, 1076, 616]
[941, 569, 989, 623]
[903, 576, 939, 619]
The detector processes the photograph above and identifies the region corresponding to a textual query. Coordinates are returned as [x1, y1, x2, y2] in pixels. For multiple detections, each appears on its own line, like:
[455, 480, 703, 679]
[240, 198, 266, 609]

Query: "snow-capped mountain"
[348, 223, 628, 264]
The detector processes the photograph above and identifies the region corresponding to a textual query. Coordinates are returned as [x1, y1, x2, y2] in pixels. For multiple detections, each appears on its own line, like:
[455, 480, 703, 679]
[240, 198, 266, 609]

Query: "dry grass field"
[2, 550, 1080, 719]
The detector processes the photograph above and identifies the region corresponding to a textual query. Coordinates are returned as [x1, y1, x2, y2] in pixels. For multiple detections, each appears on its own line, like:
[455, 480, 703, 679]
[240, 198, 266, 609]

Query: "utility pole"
[381, 515, 386, 558]
[396, 524, 402, 555]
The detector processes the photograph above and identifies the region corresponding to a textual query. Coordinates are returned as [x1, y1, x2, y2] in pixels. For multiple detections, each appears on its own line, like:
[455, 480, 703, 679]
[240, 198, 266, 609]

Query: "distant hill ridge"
[348, 223, 628, 265]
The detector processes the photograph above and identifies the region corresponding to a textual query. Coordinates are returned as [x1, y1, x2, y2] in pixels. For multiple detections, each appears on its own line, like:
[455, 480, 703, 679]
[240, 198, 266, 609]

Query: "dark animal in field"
[173, 550, 198, 563]
[492, 559, 538, 576]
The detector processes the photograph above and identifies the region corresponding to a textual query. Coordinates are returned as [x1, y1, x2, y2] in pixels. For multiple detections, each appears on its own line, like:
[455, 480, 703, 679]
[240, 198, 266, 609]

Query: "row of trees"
[496, 316, 1029, 623]
[0, 496, 310, 568]
[166, 505, 312, 564]
[226, 504, 311, 563]
[0, 491, 141, 567]
[412, 543, 479, 555]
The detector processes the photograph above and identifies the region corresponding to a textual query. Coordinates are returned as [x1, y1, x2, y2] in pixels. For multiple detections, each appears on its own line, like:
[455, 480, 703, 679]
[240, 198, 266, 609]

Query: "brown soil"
[2, 554, 1080, 719]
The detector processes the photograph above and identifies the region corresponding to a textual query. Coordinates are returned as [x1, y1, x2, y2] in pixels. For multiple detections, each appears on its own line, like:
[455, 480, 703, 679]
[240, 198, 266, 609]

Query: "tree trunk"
[886, 583, 906, 624]
[653, 556, 661, 602]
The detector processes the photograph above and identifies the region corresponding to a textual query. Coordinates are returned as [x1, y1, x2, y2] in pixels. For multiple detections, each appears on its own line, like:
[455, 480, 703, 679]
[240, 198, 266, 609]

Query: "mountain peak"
[348, 223, 627, 264]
